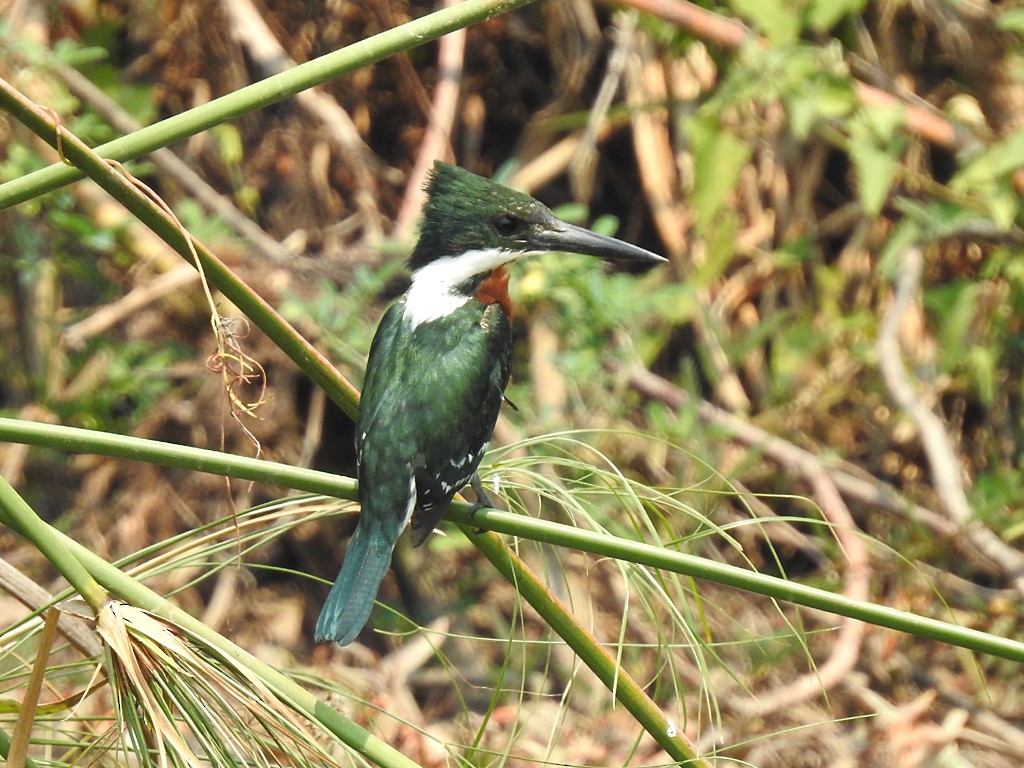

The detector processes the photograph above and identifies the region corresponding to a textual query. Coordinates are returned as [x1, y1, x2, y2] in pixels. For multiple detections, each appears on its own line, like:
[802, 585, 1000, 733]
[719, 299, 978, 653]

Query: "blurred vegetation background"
[1, 0, 1024, 765]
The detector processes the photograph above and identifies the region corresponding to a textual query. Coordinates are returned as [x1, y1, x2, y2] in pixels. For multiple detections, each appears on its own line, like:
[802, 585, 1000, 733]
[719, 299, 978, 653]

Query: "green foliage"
[949, 131, 1024, 229]
[729, 0, 867, 43]
[685, 113, 752, 234]
[997, 8, 1024, 35]
[514, 208, 696, 412]
[0, 20, 105, 75]
[173, 197, 235, 243]
[58, 340, 186, 430]
[682, 40, 856, 242]
[781, 44, 857, 139]
[804, 0, 868, 32]
[704, 41, 855, 134]
[729, 0, 802, 45]
[82, 61, 159, 127]
[976, 468, 1024, 533]
[279, 261, 406, 378]
[847, 104, 906, 215]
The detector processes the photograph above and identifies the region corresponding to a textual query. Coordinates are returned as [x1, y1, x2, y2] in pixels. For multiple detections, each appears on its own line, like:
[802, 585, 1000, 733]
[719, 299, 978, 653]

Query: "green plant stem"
[0, 417, 356, 500]
[0, 73, 704, 761]
[0, 476, 107, 612]
[0, 728, 44, 768]
[0, 76, 361, 421]
[0, 484, 418, 768]
[465, 527, 703, 761]
[0, 417, 705, 764]
[0, 0, 538, 208]
[456, 505, 1024, 664]
[5, 417, 1023, 661]
[10, 422, 1024, 759]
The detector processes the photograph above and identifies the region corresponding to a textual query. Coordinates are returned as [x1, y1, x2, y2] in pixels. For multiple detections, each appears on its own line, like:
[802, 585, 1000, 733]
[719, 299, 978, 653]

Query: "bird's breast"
[474, 266, 512, 320]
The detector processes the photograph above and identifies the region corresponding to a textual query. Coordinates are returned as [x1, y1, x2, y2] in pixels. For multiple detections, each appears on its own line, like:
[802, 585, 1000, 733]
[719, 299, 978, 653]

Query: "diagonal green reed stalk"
[0, 76, 361, 419]
[0, 472, 421, 768]
[0, 0, 539, 208]
[0, 406, 704, 763]
[4, 416, 1024, 665]
[0, 46, 706, 768]
[0, 474, 107, 612]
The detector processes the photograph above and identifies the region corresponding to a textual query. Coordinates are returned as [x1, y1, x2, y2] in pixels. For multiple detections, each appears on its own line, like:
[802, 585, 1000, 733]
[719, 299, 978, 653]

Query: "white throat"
[404, 247, 534, 329]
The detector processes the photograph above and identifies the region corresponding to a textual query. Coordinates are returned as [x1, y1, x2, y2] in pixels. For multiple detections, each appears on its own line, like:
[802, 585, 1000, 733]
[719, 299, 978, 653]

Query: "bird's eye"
[492, 214, 522, 236]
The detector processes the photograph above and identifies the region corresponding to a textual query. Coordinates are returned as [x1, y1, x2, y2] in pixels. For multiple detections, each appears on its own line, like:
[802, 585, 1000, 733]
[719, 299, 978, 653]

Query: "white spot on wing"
[453, 451, 475, 469]
[401, 475, 416, 527]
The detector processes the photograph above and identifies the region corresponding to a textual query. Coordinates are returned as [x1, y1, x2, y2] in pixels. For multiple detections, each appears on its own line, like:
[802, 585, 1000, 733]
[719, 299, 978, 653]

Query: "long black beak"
[529, 219, 666, 263]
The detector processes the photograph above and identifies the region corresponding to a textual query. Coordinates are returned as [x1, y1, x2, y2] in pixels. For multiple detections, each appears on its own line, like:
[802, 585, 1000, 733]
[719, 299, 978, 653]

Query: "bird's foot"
[468, 474, 497, 533]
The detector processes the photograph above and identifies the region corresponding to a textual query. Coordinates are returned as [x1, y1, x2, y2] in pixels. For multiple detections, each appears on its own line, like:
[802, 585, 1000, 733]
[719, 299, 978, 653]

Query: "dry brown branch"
[218, 0, 386, 238]
[616, 0, 970, 150]
[509, 124, 614, 193]
[876, 247, 971, 525]
[625, 365, 1022, 584]
[0, 558, 103, 658]
[877, 247, 1024, 592]
[617, 0, 751, 49]
[53, 63, 291, 265]
[393, 0, 466, 241]
[623, 30, 751, 413]
[568, 11, 634, 202]
[62, 264, 199, 350]
[624, 25, 688, 259]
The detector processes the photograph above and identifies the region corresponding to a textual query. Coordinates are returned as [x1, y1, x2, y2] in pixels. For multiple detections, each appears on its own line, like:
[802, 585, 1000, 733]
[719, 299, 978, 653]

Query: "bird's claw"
[468, 474, 496, 534]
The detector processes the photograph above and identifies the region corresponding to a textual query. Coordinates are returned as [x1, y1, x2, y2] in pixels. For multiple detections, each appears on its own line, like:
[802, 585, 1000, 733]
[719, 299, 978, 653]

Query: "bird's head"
[409, 161, 665, 274]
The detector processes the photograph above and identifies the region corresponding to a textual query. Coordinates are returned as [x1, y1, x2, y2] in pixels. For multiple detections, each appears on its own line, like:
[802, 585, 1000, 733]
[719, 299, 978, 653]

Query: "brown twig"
[876, 248, 971, 525]
[0, 557, 102, 658]
[618, 0, 751, 49]
[53, 62, 291, 265]
[218, 0, 387, 239]
[876, 247, 1024, 591]
[393, 0, 466, 241]
[62, 264, 199, 351]
[568, 11, 635, 202]
[625, 365, 1023, 586]
[624, 22, 689, 260]
[615, 0, 970, 151]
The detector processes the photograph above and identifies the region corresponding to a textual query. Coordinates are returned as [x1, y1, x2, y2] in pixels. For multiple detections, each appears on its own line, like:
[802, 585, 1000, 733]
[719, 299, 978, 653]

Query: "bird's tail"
[314, 523, 393, 646]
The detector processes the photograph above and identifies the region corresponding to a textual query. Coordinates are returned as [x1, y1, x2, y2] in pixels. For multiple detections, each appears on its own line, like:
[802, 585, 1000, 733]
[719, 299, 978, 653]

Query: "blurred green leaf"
[729, 0, 800, 44]
[52, 39, 108, 67]
[996, 8, 1024, 35]
[84, 63, 159, 126]
[849, 139, 897, 215]
[685, 115, 751, 234]
[973, 467, 1024, 529]
[213, 124, 245, 166]
[806, 0, 868, 32]
[924, 282, 980, 361]
[950, 131, 1024, 229]
[848, 106, 906, 215]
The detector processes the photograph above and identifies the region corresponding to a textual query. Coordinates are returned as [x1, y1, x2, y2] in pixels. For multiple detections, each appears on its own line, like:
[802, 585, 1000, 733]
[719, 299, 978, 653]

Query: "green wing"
[356, 299, 511, 546]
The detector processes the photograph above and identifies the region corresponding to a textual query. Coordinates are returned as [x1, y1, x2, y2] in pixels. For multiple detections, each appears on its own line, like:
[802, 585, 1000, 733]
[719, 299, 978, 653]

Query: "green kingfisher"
[314, 161, 665, 645]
